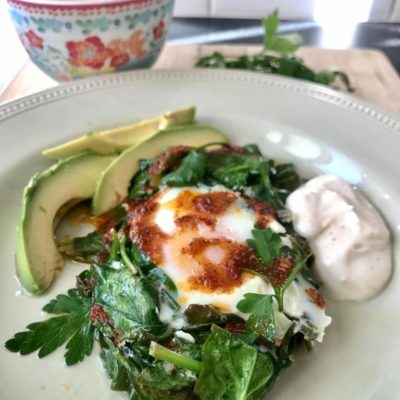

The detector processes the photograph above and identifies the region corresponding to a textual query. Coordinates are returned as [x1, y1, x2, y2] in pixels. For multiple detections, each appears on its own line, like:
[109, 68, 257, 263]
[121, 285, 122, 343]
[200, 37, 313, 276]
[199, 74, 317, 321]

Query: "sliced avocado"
[92, 125, 228, 215]
[159, 107, 196, 129]
[17, 152, 115, 294]
[42, 106, 196, 159]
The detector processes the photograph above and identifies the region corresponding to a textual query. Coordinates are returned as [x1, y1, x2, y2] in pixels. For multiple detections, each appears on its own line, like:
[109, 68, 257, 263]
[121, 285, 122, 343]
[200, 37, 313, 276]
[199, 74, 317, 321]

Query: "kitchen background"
[1, 0, 400, 92]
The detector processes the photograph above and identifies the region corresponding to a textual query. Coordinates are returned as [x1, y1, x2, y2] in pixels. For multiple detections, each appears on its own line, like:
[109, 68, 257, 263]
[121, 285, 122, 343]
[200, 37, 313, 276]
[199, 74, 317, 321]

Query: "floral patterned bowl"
[7, 0, 174, 81]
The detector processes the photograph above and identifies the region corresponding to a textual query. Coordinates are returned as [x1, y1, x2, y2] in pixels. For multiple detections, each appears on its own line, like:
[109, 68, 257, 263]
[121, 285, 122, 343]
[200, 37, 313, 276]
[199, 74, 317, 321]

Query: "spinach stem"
[109, 230, 120, 261]
[120, 236, 138, 275]
[149, 342, 203, 374]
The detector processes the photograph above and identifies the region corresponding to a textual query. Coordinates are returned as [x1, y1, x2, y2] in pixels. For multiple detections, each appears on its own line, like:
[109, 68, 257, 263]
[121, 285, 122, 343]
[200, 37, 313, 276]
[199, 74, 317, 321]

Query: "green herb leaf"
[236, 294, 275, 342]
[64, 320, 95, 366]
[161, 150, 208, 187]
[5, 289, 93, 366]
[194, 325, 277, 400]
[246, 228, 310, 312]
[263, 11, 302, 55]
[247, 228, 282, 265]
[263, 9, 279, 45]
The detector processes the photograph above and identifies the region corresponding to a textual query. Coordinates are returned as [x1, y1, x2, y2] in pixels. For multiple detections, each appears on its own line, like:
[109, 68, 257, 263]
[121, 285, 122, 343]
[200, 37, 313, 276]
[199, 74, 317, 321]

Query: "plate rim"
[1, 69, 399, 133]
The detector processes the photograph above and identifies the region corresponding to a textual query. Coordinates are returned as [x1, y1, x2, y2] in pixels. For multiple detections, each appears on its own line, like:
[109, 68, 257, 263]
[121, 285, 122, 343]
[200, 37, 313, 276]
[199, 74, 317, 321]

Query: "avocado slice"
[17, 152, 115, 294]
[42, 106, 196, 159]
[92, 125, 228, 215]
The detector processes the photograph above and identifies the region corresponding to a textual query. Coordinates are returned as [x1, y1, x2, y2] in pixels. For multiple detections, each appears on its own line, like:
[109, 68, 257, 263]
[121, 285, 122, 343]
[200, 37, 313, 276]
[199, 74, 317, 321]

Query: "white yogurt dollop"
[286, 175, 391, 301]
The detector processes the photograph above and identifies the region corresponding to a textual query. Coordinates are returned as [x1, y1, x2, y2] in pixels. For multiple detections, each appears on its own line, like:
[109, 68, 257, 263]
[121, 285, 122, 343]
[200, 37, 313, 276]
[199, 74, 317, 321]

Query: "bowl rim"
[7, 0, 163, 10]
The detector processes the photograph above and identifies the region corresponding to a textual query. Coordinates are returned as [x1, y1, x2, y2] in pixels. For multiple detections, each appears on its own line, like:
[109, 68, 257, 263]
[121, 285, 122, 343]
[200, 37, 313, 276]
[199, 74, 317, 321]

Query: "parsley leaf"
[246, 229, 311, 312]
[263, 10, 302, 55]
[5, 288, 94, 366]
[237, 293, 275, 342]
[247, 228, 283, 265]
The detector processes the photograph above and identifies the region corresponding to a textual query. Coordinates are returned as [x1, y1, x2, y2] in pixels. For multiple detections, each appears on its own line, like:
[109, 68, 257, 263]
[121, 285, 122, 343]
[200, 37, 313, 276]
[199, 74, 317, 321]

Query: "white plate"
[0, 69, 399, 400]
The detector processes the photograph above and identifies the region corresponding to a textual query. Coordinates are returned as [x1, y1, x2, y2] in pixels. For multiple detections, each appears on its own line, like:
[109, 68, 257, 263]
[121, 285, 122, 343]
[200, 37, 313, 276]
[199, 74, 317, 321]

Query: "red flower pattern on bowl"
[66, 36, 107, 70]
[25, 29, 44, 48]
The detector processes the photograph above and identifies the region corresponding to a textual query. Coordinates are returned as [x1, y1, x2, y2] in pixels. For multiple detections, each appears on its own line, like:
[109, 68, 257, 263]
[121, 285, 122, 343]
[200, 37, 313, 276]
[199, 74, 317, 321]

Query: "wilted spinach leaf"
[243, 144, 262, 155]
[59, 231, 106, 263]
[162, 151, 208, 187]
[251, 161, 285, 208]
[272, 163, 301, 192]
[134, 360, 197, 400]
[194, 325, 277, 400]
[207, 152, 261, 190]
[184, 304, 227, 326]
[245, 351, 279, 400]
[276, 323, 297, 369]
[172, 338, 203, 361]
[93, 264, 167, 339]
[130, 159, 155, 199]
[269, 163, 302, 204]
[130, 243, 157, 274]
[130, 246, 176, 292]
[129, 244, 179, 310]
[101, 345, 131, 391]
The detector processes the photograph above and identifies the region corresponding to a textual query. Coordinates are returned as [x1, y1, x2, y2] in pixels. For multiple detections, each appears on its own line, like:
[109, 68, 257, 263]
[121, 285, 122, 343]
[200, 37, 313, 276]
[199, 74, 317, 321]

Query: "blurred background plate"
[0, 69, 399, 400]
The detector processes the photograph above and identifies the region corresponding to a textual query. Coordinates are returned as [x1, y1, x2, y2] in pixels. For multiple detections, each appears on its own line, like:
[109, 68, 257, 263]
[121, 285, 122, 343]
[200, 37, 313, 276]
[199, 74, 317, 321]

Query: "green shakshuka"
[5, 111, 341, 400]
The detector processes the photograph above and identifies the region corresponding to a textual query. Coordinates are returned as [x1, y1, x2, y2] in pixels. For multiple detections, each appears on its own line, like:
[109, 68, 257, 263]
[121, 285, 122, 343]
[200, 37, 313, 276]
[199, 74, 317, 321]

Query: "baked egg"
[129, 185, 331, 341]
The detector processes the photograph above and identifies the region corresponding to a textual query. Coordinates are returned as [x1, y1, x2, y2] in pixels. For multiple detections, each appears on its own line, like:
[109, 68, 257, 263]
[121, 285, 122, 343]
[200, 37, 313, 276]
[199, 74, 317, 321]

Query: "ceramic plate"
[0, 69, 399, 400]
